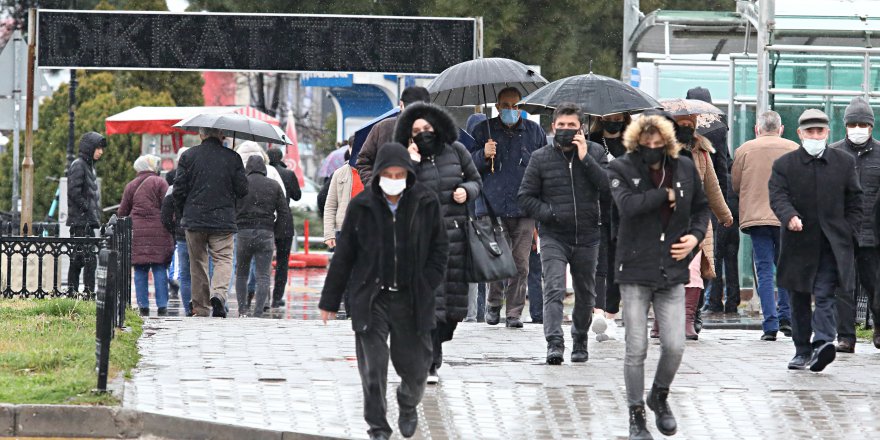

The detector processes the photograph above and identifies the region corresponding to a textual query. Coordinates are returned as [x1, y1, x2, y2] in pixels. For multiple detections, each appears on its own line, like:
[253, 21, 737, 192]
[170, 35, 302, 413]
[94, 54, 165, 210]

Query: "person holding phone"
[518, 102, 609, 365]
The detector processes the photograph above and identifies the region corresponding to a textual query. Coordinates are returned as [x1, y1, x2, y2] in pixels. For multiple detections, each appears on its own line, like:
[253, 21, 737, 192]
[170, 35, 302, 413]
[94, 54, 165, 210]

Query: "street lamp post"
[20, 8, 36, 236]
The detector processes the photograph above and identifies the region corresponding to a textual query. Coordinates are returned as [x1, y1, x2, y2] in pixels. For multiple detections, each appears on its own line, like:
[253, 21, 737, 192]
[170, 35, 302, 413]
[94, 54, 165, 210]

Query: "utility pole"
[11, 31, 21, 214]
[756, 0, 775, 115]
[20, 9, 36, 236]
[621, 0, 641, 83]
[67, 0, 78, 172]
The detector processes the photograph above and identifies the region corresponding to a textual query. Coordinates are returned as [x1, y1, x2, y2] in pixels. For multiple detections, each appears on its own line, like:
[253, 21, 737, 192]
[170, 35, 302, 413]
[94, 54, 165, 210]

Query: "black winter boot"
[546, 339, 564, 365]
[628, 405, 653, 440]
[570, 338, 588, 363]
[646, 384, 677, 436]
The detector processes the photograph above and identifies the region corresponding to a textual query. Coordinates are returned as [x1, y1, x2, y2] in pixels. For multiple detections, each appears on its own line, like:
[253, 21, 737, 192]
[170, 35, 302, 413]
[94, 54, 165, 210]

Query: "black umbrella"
[427, 57, 548, 173]
[517, 73, 661, 117]
[427, 57, 549, 107]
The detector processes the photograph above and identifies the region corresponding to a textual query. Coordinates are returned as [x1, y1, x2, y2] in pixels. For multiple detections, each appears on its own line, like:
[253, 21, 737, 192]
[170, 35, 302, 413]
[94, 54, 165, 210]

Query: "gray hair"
[198, 127, 224, 139]
[756, 111, 782, 134]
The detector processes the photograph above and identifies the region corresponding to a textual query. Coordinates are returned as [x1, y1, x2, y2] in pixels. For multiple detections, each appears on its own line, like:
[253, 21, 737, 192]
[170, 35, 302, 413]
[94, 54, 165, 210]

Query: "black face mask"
[554, 129, 578, 149]
[676, 126, 695, 145]
[603, 121, 625, 134]
[414, 131, 441, 156]
[639, 145, 665, 165]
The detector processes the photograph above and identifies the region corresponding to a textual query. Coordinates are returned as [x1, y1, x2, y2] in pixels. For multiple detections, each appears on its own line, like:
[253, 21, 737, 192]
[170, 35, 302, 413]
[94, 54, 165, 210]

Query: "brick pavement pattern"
[124, 318, 880, 439]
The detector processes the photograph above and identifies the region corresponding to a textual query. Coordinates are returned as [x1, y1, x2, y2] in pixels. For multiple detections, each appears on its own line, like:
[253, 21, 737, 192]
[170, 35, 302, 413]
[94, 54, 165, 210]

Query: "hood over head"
[236, 141, 269, 168]
[686, 87, 713, 104]
[267, 147, 286, 167]
[78, 132, 106, 160]
[133, 154, 162, 173]
[844, 96, 875, 126]
[393, 102, 458, 147]
[371, 142, 417, 194]
[622, 115, 682, 158]
[245, 154, 267, 176]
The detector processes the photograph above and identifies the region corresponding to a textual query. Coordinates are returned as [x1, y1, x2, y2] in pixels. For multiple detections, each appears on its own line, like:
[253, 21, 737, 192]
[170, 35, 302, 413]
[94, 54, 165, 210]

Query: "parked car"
[290, 176, 319, 212]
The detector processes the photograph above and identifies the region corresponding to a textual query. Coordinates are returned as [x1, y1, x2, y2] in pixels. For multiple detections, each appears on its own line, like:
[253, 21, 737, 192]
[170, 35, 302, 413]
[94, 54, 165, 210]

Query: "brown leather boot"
[685, 287, 700, 340]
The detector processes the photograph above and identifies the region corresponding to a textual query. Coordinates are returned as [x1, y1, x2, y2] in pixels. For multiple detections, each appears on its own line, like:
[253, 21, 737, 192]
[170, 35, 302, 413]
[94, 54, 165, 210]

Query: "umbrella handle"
[488, 137, 495, 173]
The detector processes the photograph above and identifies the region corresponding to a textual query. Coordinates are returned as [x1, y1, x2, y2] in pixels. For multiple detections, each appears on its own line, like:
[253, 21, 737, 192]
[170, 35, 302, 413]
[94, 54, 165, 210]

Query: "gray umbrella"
[517, 73, 661, 117]
[173, 113, 291, 145]
[427, 57, 549, 107]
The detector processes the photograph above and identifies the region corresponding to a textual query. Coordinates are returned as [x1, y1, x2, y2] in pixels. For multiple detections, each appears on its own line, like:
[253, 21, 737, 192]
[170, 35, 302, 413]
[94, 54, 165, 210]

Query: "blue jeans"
[175, 241, 192, 315]
[746, 226, 791, 332]
[134, 263, 169, 309]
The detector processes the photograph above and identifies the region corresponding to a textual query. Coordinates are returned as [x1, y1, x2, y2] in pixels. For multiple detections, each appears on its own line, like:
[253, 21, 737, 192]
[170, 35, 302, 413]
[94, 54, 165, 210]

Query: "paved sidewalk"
[124, 318, 880, 440]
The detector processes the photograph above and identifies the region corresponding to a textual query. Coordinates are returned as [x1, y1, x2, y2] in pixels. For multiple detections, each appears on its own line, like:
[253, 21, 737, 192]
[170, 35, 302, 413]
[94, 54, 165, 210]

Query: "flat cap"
[798, 109, 829, 130]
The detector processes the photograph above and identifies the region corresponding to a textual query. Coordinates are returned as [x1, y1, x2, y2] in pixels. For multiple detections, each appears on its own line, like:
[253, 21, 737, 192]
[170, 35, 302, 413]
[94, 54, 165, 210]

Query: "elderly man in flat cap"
[830, 97, 880, 352]
[769, 109, 863, 372]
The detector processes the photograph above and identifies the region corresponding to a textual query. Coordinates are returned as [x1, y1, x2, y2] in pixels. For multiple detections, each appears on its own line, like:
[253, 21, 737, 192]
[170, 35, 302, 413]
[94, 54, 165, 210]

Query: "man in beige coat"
[732, 110, 799, 341]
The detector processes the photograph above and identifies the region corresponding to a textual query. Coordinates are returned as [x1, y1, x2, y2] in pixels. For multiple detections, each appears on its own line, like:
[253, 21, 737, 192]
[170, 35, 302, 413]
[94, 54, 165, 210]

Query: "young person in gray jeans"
[607, 112, 710, 440]
[235, 155, 290, 317]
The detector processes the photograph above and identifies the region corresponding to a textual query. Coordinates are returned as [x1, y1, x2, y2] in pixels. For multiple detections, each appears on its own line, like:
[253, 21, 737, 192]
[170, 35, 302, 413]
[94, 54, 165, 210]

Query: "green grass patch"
[857, 325, 873, 342]
[0, 298, 143, 405]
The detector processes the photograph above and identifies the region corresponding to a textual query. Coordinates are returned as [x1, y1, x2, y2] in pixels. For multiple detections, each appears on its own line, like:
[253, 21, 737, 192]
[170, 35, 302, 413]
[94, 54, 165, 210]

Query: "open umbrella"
[517, 73, 661, 117]
[659, 99, 726, 133]
[348, 108, 476, 167]
[428, 57, 548, 172]
[319, 146, 350, 179]
[173, 113, 290, 145]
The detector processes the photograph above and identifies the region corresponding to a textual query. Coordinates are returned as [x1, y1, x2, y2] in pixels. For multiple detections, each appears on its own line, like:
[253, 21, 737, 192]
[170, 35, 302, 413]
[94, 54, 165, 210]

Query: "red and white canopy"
[105, 106, 280, 135]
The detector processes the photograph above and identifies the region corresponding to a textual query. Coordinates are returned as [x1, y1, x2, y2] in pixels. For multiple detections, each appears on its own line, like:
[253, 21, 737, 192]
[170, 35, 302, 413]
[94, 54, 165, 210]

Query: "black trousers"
[791, 249, 840, 356]
[356, 291, 432, 438]
[837, 246, 879, 342]
[431, 319, 458, 370]
[709, 222, 741, 311]
[597, 221, 621, 314]
[67, 225, 97, 293]
[272, 234, 293, 303]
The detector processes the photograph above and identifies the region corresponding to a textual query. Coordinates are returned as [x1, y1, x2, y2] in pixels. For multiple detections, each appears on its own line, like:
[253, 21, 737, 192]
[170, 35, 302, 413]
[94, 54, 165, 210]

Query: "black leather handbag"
[464, 195, 518, 282]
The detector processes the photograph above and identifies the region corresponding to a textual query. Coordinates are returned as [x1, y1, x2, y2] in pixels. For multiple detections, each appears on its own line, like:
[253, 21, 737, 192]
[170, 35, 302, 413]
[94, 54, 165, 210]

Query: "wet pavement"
[124, 311, 880, 439]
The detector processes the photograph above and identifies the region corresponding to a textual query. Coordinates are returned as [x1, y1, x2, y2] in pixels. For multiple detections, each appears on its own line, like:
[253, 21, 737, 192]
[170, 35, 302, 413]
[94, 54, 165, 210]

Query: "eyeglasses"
[846, 122, 872, 128]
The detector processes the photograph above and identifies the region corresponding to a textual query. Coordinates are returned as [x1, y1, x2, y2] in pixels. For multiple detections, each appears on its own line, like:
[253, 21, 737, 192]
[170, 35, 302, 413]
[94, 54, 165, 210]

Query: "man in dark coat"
[769, 109, 863, 372]
[235, 156, 289, 317]
[267, 147, 302, 308]
[829, 96, 880, 352]
[518, 103, 609, 365]
[319, 142, 448, 440]
[469, 87, 546, 328]
[66, 131, 105, 294]
[355, 86, 431, 186]
[173, 128, 249, 318]
[608, 114, 710, 440]
[393, 102, 482, 384]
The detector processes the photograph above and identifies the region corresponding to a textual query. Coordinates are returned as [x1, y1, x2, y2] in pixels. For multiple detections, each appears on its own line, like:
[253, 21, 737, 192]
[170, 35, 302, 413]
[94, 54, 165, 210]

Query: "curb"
[0, 404, 343, 440]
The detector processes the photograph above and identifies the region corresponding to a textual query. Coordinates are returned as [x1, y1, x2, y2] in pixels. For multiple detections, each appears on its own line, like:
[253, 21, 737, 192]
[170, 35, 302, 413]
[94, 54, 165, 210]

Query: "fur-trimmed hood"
[622, 115, 682, 158]
[393, 102, 458, 147]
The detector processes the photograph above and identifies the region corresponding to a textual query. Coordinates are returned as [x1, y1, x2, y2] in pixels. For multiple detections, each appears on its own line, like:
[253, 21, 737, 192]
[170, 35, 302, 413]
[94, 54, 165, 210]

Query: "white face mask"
[847, 126, 871, 145]
[802, 137, 827, 157]
[379, 176, 407, 196]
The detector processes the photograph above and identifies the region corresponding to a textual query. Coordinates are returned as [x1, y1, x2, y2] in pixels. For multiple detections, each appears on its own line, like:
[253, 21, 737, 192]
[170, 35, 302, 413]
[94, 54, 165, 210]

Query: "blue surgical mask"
[501, 109, 521, 126]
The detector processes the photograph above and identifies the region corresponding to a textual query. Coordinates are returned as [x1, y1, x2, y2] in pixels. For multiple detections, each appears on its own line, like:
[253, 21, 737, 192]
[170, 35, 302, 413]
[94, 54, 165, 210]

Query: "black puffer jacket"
[608, 151, 710, 288]
[173, 137, 249, 233]
[236, 156, 289, 233]
[394, 103, 482, 323]
[518, 140, 610, 246]
[268, 148, 301, 239]
[830, 137, 880, 247]
[66, 132, 105, 228]
[320, 143, 449, 334]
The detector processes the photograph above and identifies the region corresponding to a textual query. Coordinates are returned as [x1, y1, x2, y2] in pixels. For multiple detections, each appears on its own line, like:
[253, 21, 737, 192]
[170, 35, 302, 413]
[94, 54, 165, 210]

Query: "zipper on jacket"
[392, 211, 398, 290]
[569, 157, 579, 245]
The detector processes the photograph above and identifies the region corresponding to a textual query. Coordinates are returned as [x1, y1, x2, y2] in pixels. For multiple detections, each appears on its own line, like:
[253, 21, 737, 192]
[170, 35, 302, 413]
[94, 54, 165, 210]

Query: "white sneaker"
[427, 367, 439, 384]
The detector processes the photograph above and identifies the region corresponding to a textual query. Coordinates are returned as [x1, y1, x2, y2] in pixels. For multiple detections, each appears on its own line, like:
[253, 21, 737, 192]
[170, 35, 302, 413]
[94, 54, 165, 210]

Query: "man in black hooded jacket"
[66, 131, 105, 293]
[319, 142, 448, 440]
[267, 148, 301, 308]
